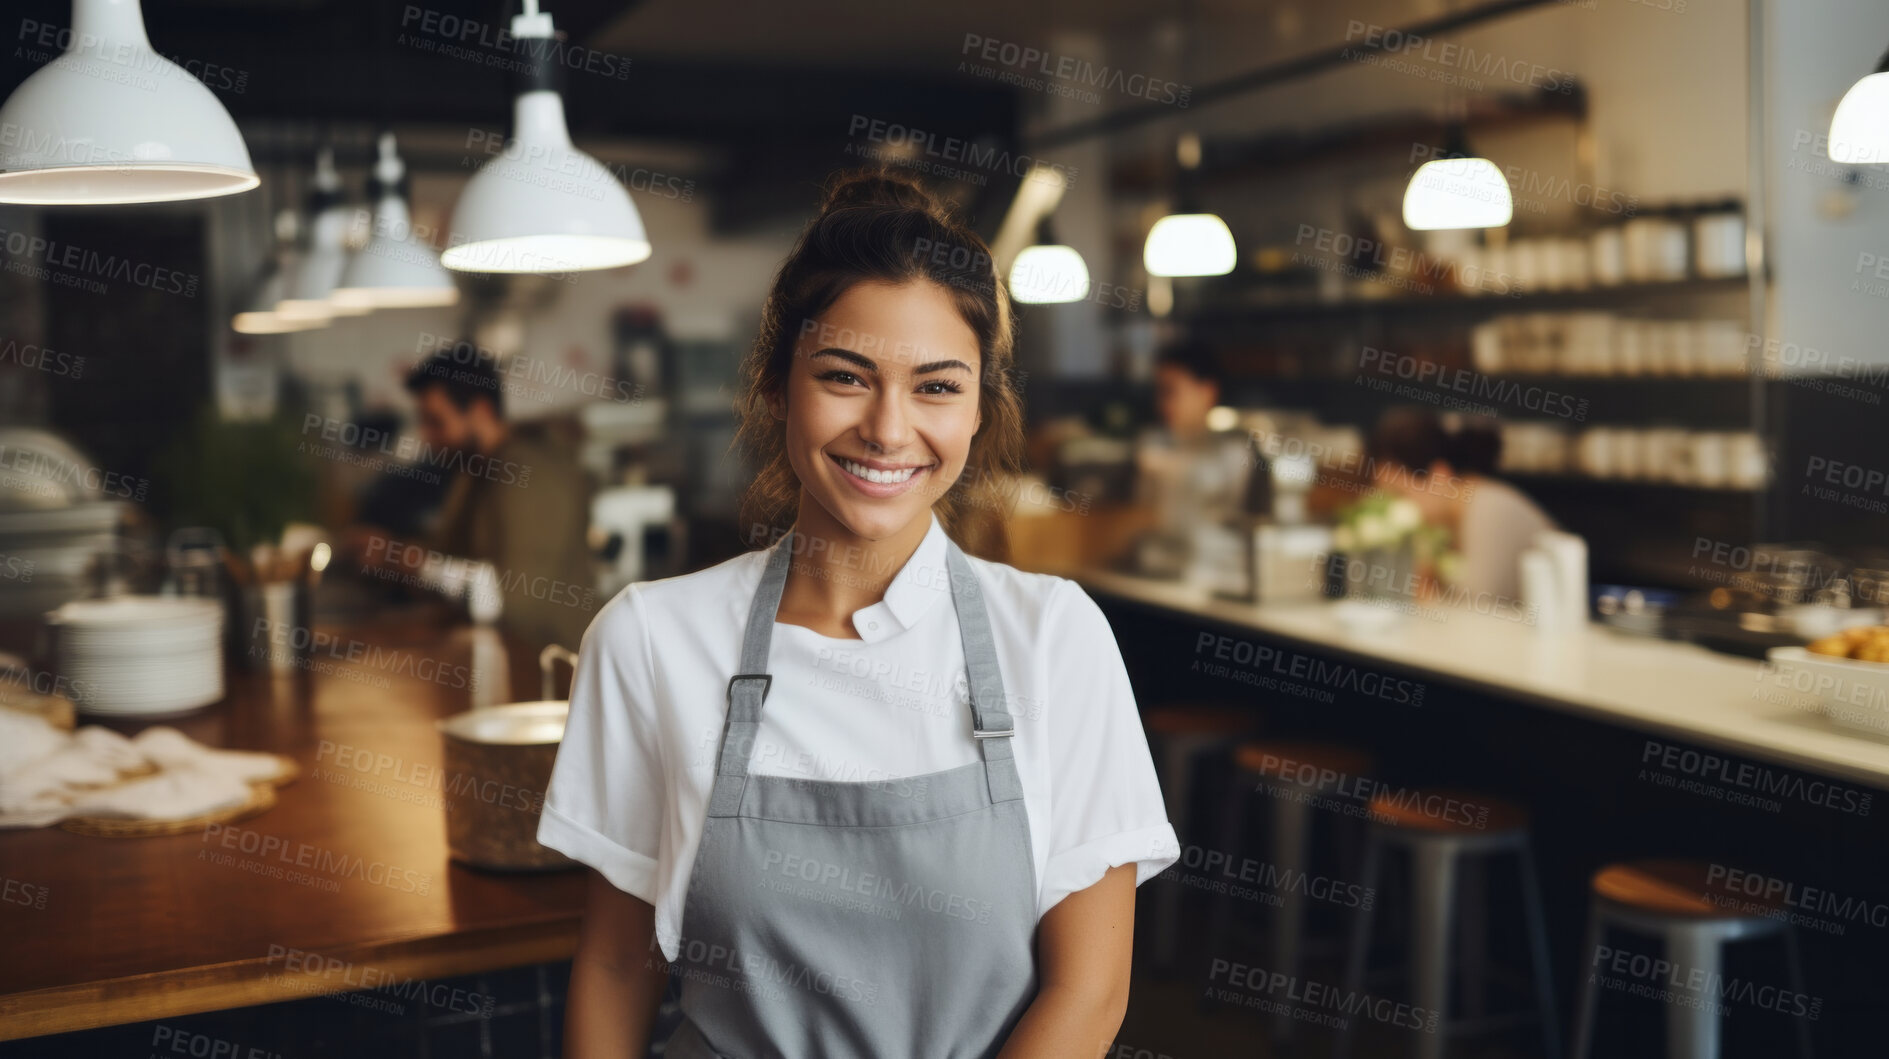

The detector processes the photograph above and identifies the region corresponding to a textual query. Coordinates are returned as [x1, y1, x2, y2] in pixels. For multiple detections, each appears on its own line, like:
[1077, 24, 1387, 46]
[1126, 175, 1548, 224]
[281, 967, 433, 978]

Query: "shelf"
[1182, 276, 1752, 324]
[1504, 473, 1762, 494]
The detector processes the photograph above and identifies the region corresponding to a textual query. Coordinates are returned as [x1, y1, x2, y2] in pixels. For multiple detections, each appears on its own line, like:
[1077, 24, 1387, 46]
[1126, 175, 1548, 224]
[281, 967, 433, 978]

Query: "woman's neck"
[775, 502, 934, 638]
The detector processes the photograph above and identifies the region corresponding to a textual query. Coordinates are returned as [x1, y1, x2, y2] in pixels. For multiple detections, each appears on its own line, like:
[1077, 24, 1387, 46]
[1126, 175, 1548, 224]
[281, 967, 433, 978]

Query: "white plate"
[50, 595, 222, 626]
[1763, 646, 1889, 737]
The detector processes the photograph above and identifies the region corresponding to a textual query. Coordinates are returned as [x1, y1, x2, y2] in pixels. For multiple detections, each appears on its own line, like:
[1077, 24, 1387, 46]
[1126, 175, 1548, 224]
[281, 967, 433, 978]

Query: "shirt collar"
[763, 511, 951, 643]
[762, 512, 952, 643]
[872, 510, 951, 636]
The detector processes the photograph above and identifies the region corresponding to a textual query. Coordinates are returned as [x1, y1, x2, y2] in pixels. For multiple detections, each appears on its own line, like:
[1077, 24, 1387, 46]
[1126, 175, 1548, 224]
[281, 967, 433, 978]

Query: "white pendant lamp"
[332, 133, 460, 310]
[234, 268, 326, 333]
[0, 0, 258, 204]
[1403, 156, 1513, 230]
[1402, 122, 1511, 231]
[443, 2, 650, 274]
[1010, 244, 1090, 303]
[1144, 214, 1237, 277]
[276, 147, 367, 318]
[1008, 217, 1089, 304]
[1829, 49, 1889, 164]
[234, 211, 330, 333]
[1144, 133, 1235, 278]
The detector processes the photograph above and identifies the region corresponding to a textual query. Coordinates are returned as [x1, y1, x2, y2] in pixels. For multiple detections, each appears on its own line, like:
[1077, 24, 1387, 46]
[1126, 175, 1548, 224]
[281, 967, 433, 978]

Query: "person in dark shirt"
[353, 348, 597, 652]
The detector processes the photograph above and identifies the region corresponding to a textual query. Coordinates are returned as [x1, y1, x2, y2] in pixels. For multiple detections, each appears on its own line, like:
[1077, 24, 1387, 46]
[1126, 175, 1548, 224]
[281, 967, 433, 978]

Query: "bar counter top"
[0, 617, 587, 1042]
[1070, 566, 1889, 790]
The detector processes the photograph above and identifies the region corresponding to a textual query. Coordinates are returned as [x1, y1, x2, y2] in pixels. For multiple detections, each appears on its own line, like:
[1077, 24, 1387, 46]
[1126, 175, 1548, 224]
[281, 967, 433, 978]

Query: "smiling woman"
[734, 169, 1027, 558]
[540, 168, 1180, 1059]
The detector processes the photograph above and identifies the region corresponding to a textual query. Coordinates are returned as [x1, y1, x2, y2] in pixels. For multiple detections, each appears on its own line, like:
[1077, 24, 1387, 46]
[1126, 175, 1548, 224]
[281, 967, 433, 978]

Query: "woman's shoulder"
[957, 551, 1089, 629]
[585, 547, 772, 646]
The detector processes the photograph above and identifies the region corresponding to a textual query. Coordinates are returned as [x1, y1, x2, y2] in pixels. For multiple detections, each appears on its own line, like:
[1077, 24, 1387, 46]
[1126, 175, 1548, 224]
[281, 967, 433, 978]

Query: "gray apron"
[661, 529, 1040, 1058]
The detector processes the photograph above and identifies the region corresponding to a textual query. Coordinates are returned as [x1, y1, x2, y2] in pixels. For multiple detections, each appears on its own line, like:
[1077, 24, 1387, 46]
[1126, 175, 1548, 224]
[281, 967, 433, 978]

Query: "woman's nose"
[858, 392, 915, 452]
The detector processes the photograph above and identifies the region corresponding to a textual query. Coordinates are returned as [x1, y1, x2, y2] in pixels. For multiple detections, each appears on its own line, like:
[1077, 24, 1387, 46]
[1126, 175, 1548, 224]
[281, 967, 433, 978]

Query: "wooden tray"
[52, 752, 296, 838]
[60, 781, 278, 838]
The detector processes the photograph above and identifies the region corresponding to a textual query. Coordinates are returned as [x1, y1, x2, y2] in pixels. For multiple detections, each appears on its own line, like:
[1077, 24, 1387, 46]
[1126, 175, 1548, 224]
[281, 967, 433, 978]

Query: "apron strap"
[705, 526, 1026, 817]
[707, 531, 795, 816]
[944, 540, 1026, 805]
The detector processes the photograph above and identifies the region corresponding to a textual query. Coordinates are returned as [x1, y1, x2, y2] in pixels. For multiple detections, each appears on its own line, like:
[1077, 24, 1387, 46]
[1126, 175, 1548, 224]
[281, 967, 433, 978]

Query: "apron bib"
[661, 529, 1040, 1058]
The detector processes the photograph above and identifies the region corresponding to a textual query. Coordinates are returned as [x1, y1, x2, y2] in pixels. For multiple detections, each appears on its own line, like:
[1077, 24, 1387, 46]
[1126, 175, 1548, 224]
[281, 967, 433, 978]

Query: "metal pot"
[438, 645, 579, 871]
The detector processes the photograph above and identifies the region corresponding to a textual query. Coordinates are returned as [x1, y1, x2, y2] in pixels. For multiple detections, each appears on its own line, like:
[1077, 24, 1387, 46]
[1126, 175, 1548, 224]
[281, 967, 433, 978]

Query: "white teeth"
[840, 458, 919, 485]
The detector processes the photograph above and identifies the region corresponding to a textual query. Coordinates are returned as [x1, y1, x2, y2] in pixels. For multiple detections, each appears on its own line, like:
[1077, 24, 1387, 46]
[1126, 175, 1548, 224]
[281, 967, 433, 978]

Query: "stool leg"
[1334, 829, 1383, 1059]
[1409, 838, 1458, 1059]
[1568, 902, 1605, 1059]
[1517, 841, 1562, 1059]
[1269, 787, 1314, 1043]
[1150, 735, 1196, 973]
[1782, 927, 1815, 1059]
[1203, 757, 1250, 979]
[1664, 924, 1722, 1059]
[1457, 855, 1487, 1023]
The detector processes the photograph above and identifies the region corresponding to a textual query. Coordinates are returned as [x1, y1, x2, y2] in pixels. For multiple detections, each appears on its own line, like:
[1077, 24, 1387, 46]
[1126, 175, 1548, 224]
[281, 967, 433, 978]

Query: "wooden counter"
[0, 618, 586, 1042]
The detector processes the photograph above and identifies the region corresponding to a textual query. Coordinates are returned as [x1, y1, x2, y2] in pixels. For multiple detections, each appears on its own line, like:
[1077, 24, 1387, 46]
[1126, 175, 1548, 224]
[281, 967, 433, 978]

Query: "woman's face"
[769, 279, 982, 543]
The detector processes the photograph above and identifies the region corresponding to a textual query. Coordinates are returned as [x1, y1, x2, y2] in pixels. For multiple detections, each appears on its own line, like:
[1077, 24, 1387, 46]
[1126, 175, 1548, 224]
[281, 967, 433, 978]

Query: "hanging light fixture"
[234, 211, 330, 334]
[332, 133, 460, 310]
[443, 1, 650, 274]
[0, 0, 258, 204]
[1009, 216, 1089, 304]
[276, 146, 368, 319]
[1403, 109, 1511, 231]
[1144, 133, 1236, 278]
[1829, 47, 1889, 164]
[1144, 214, 1236, 277]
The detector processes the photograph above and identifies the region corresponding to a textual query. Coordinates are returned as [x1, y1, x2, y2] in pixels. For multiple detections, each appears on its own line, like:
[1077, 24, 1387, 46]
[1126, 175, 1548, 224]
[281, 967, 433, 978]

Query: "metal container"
[438, 645, 579, 871]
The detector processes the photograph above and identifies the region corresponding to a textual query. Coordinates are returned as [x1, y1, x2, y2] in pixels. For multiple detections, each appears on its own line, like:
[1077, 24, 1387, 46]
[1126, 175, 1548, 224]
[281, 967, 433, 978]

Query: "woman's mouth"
[830, 453, 934, 497]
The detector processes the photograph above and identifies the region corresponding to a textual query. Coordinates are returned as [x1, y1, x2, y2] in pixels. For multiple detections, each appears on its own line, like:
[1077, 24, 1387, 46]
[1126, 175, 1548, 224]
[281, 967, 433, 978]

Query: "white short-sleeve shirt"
[537, 511, 1182, 962]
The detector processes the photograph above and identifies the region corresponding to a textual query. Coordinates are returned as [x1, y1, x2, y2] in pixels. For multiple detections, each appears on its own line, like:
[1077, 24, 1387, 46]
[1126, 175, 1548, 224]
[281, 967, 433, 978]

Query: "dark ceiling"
[2, 0, 1026, 232]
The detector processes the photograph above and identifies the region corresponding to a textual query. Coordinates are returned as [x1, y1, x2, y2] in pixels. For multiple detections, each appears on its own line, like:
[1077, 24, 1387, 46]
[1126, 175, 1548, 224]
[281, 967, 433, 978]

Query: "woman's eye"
[818, 370, 863, 386]
[918, 380, 964, 395]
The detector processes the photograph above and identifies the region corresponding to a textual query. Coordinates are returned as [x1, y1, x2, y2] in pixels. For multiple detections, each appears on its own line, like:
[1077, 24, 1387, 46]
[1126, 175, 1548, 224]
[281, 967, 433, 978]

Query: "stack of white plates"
[49, 596, 225, 716]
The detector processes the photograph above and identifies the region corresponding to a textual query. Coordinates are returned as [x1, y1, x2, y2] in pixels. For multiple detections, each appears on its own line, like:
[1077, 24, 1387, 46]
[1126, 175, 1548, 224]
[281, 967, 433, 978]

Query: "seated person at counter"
[348, 348, 596, 652]
[1129, 340, 1256, 577]
[1368, 407, 1555, 602]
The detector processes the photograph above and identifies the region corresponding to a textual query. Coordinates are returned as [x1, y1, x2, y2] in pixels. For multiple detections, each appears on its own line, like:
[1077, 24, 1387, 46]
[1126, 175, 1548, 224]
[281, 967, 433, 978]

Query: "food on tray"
[1807, 625, 1889, 662]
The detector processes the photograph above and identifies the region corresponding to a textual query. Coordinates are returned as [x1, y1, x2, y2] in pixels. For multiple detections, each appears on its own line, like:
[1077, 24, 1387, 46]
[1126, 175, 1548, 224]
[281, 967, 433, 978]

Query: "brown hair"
[733, 168, 1026, 559]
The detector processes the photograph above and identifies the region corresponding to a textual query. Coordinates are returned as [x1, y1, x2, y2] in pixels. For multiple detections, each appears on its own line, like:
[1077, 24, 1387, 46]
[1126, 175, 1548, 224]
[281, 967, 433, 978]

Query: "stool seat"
[1367, 788, 1529, 835]
[1147, 703, 1260, 736]
[1233, 740, 1375, 788]
[1571, 858, 1814, 1059]
[1591, 858, 1784, 919]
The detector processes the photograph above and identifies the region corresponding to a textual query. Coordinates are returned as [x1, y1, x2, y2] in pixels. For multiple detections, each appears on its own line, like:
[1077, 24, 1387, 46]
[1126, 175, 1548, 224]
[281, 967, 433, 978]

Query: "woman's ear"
[766, 389, 787, 421]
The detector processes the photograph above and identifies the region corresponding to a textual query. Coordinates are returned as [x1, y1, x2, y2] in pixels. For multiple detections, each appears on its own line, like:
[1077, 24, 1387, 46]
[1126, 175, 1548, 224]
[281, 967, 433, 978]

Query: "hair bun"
[818, 169, 947, 220]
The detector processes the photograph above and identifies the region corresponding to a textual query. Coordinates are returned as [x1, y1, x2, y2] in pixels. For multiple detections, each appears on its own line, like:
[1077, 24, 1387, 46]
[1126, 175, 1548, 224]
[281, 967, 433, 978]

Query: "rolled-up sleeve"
[1038, 579, 1181, 913]
[536, 584, 665, 901]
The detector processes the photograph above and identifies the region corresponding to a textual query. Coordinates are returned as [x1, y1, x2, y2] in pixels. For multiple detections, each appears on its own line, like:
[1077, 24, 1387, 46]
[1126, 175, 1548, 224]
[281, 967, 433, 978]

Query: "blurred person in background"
[1129, 340, 1256, 577]
[347, 348, 596, 652]
[1367, 407, 1555, 602]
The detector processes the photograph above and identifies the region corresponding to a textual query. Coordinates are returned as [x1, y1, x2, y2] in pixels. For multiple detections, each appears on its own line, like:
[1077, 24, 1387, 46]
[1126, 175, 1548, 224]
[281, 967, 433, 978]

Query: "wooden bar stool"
[1337, 789, 1559, 1059]
[1144, 703, 1262, 974]
[1211, 740, 1377, 1041]
[1569, 859, 1814, 1059]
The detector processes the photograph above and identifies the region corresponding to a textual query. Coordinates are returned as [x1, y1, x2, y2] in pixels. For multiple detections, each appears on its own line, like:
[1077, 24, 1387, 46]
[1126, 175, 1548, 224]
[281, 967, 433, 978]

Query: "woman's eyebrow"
[810, 347, 877, 372]
[810, 348, 974, 376]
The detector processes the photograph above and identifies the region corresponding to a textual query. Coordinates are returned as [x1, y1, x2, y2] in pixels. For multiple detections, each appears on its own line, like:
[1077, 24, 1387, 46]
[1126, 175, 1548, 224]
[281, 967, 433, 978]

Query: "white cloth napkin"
[0, 711, 286, 829]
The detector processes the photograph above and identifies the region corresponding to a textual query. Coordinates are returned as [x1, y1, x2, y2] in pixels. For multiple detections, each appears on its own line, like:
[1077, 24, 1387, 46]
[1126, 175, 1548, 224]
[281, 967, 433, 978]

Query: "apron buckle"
[727, 673, 773, 703]
[972, 725, 1014, 739]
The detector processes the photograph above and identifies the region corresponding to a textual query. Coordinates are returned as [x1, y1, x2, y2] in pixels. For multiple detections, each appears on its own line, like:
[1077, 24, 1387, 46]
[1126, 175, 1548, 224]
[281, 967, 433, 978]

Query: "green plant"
[157, 407, 318, 554]
[1332, 491, 1455, 566]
